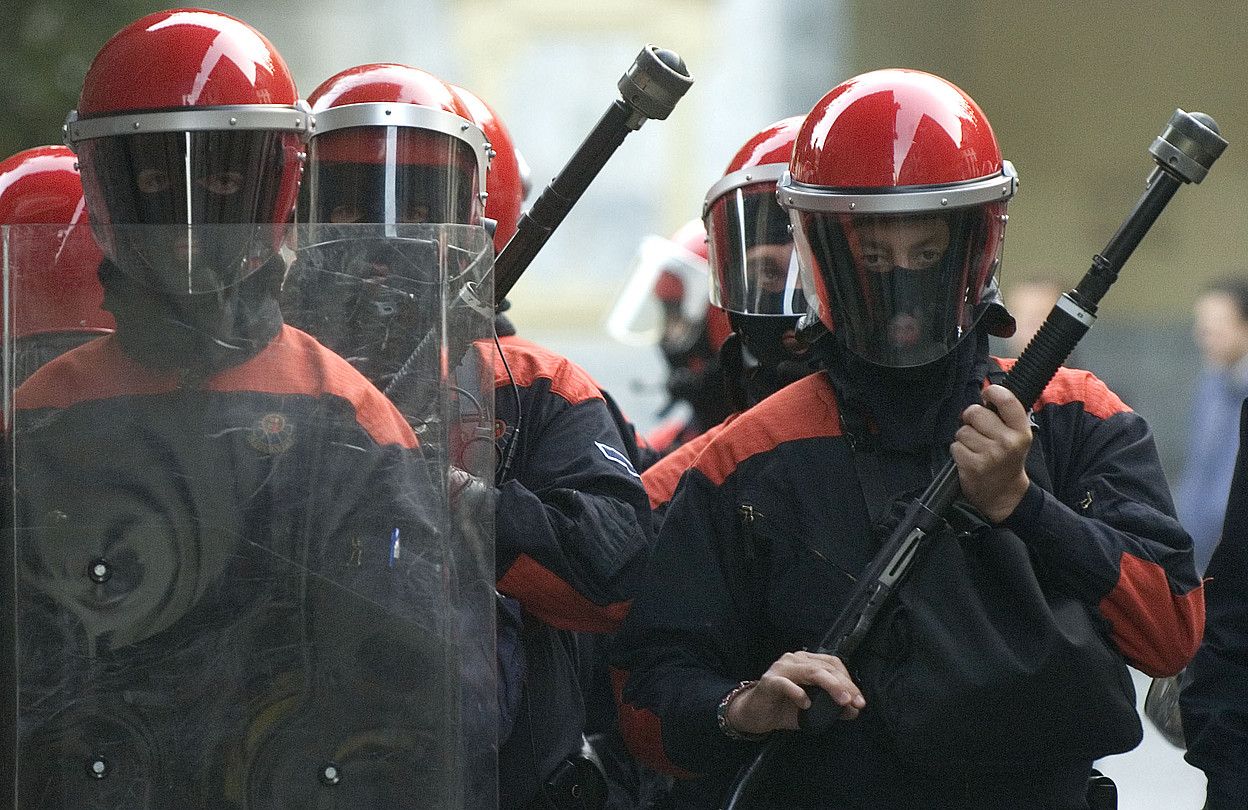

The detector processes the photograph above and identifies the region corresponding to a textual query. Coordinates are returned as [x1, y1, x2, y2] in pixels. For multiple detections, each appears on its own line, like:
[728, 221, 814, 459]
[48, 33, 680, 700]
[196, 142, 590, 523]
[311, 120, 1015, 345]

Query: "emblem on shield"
[247, 412, 295, 454]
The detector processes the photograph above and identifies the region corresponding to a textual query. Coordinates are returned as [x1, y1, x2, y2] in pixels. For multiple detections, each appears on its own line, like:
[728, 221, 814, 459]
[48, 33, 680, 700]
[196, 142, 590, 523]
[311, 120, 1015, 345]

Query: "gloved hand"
[448, 465, 492, 507]
[447, 465, 496, 573]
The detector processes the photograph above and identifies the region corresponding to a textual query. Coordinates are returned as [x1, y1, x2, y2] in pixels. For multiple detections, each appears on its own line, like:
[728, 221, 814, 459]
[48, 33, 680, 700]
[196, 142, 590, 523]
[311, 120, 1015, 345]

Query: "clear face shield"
[605, 233, 710, 348]
[4, 220, 498, 807]
[705, 177, 805, 317]
[304, 127, 482, 228]
[793, 201, 1007, 367]
[284, 222, 491, 395]
[75, 129, 302, 294]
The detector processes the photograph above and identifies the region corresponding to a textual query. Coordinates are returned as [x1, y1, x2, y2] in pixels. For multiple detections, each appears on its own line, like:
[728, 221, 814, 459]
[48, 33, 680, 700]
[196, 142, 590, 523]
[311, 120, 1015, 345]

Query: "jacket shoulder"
[691, 374, 842, 486]
[17, 335, 143, 409]
[492, 335, 604, 406]
[642, 416, 734, 508]
[992, 357, 1131, 419]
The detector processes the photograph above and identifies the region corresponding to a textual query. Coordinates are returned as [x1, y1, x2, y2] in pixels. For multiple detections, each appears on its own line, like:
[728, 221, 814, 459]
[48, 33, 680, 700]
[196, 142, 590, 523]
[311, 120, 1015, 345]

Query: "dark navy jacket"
[490, 334, 653, 809]
[12, 326, 448, 807]
[614, 361, 1204, 808]
[1181, 398, 1248, 809]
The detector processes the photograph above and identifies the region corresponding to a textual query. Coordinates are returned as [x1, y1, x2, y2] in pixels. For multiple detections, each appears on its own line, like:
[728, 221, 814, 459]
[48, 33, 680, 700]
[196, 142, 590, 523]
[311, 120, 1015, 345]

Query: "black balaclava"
[661, 322, 733, 430]
[725, 312, 815, 410]
[817, 323, 992, 454]
[99, 255, 284, 379]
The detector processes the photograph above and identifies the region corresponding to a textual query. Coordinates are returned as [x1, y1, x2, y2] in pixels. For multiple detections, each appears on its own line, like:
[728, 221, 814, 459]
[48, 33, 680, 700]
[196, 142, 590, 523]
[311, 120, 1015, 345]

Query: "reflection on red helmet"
[449, 85, 525, 254]
[0, 145, 113, 345]
[723, 116, 805, 176]
[788, 69, 1002, 190]
[77, 9, 298, 116]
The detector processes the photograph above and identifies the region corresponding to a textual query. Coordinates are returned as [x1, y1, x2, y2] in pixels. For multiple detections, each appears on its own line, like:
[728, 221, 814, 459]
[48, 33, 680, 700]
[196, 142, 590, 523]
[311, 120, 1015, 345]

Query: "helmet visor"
[305, 128, 480, 228]
[77, 129, 300, 293]
[605, 234, 709, 347]
[794, 202, 1006, 367]
[706, 182, 805, 316]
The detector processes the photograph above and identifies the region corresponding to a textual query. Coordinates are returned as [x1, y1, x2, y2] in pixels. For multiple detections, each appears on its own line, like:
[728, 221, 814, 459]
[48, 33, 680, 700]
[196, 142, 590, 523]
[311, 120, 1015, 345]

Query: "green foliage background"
[0, 0, 164, 159]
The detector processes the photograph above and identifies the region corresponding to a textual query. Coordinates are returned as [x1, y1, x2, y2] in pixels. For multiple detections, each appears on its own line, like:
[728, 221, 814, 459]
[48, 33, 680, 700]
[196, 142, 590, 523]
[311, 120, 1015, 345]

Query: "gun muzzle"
[617, 46, 693, 128]
[1150, 110, 1227, 184]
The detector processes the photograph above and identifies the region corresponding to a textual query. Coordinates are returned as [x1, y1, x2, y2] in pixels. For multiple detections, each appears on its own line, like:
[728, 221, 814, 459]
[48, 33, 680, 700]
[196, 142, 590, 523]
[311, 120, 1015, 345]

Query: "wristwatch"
[716, 680, 768, 742]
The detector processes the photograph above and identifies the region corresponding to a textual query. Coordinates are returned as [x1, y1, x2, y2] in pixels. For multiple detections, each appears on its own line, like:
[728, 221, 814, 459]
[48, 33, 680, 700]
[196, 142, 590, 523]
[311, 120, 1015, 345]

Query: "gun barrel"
[492, 45, 692, 305]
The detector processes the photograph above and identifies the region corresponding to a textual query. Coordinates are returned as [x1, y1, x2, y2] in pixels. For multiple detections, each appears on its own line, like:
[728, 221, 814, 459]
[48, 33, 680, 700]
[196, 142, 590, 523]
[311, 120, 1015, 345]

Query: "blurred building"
[11, 0, 1246, 459]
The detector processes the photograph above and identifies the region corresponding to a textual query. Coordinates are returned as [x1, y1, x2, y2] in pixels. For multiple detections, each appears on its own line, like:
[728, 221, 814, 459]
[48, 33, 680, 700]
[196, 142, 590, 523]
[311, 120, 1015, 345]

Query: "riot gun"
[721, 108, 1227, 810]
[492, 44, 693, 306]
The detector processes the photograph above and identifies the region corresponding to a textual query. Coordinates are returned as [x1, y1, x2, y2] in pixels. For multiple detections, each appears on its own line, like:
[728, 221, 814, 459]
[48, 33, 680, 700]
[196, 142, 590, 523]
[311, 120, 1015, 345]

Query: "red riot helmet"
[289, 64, 489, 389]
[63, 9, 308, 295]
[607, 218, 730, 354]
[704, 115, 805, 319]
[304, 64, 489, 230]
[610, 219, 732, 427]
[0, 145, 115, 382]
[778, 69, 1017, 368]
[448, 84, 530, 254]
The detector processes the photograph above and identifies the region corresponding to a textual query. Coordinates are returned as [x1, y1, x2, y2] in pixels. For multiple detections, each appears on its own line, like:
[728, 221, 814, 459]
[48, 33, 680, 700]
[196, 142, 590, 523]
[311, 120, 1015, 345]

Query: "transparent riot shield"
[2, 222, 497, 809]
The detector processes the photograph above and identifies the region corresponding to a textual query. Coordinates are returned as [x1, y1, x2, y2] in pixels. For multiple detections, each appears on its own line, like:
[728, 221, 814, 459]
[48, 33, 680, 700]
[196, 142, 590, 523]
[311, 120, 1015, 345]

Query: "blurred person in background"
[288, 62, 652, 810]
[0, 144, 114, 385]
[607, 219, 734, 458]
[1175, 275, 1248, 574]
[1180, 397, 1248, 810]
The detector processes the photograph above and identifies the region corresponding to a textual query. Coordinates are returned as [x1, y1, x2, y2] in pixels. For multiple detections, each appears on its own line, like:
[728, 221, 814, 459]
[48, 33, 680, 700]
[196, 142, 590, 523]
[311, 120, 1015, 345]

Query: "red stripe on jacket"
[15, 326, 418, 449]
[1100, 552, 1205, 676]
[493, 335, 605, 406]
[497, 552, 631, 633]
[610, 666, 697, 779]
[993, 358, 1132, 419]
[642, 416, 734, 510]
[693, 374, 842, 486]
